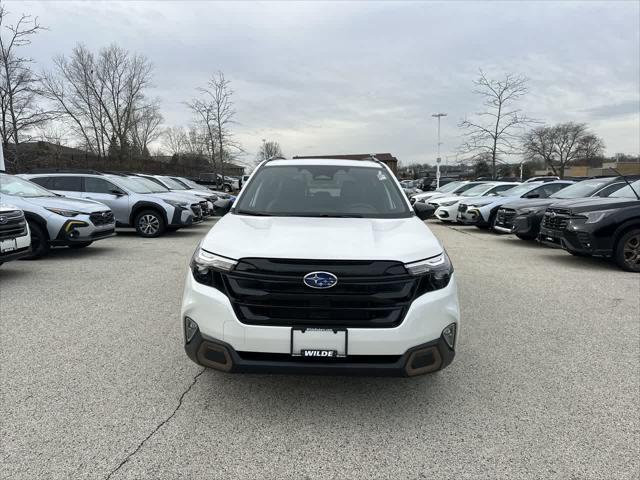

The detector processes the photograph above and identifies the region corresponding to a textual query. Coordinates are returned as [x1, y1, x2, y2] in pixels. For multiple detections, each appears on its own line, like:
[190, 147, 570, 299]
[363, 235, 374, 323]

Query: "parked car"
[23, 173, 196, 238]
[182, 157, 458, 376]
[538, 179, 640, 272]
[495, 177, 636, 239]
[411, 181, 486, 204]
[423, 177, 459, 191]
[136, 174, 218, 215]
[1, 173, 115, 258]
[0, 205, 31, 265]
[169, 176, 222, 201]
[457, 181, 574, 229]
[431, 182, 520, 222]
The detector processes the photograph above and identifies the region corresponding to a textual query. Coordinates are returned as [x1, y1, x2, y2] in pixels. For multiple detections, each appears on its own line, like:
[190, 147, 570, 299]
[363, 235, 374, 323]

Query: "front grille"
[190, 204, 203, 220]
[496, 208, 516, 228]
[220, 258, 421, 328]
[0, 210, 28, 240]
[458, 204, 468, 213]
[200, 201, 210, 215]
[542, 208, 570, 231]
[89, 210, 115, 226]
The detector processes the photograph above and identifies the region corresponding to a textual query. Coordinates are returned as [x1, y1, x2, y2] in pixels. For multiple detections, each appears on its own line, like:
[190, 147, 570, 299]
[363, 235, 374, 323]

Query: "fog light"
[184, 317, 199, 343]
[442, 323, 457, 349]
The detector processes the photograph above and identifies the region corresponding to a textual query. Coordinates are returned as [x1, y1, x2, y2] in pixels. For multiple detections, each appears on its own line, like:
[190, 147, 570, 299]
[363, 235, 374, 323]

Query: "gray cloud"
[9, 0, 640, 165]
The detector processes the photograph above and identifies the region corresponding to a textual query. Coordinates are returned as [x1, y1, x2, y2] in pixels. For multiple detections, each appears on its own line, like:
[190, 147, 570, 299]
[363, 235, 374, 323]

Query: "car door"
[82, 176, 130, 224]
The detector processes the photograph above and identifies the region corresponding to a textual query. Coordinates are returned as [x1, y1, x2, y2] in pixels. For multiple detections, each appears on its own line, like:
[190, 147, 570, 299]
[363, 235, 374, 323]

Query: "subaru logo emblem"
[303, 271, 338, 289]
[550, 211, 557, 217]
[0, 216, 6, 225]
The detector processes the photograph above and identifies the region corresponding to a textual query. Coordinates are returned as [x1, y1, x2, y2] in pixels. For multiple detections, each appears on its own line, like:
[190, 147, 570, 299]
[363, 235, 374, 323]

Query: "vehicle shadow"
[0, 265, 33, 279]
[539, 252, 621, 272]
[33, 244, 120, 261]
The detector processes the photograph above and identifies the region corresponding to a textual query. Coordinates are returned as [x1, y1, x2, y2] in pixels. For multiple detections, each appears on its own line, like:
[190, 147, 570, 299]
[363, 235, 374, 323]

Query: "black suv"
[538, 179, 640, 271]
[495, 177, 635, 240]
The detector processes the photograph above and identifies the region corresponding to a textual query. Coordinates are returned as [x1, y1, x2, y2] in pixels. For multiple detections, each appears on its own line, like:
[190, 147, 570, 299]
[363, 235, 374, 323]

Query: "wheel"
[516, 233, 536, 241]
[134, 210, 166, 238]
[614, 229, 640, 272]
[223, 185, 231, 193]
[68, 242, 93, 249]
[22, 221, 50, 259]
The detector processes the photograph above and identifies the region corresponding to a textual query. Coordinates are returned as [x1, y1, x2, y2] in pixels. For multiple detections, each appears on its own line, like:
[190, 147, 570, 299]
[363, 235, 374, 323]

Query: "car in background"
[170, 176, 222, 201]
[137, 174, 218, 215]
[457, 181, 574, 229]
[423, 177, 459, 191]
[411, 181, 486, 204]
[495, 177, 636, 239]
[538, 179, 640, 272]
[1, 173, 115, 258]
[23, 173, 195, 238]
[431, 182, 520, 222]
[0, 205, 31, 265]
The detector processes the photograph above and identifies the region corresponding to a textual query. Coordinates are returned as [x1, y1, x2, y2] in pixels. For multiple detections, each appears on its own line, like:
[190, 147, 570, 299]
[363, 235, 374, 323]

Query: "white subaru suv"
[181, 158, 460, 376]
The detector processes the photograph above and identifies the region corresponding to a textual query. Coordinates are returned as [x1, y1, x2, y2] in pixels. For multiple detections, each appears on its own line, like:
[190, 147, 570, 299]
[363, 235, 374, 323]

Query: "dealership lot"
[1, 220, 638, 479]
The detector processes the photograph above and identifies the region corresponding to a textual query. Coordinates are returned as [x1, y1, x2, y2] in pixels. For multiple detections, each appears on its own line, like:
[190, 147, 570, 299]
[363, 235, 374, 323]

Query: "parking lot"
[1, 219, 638, 479]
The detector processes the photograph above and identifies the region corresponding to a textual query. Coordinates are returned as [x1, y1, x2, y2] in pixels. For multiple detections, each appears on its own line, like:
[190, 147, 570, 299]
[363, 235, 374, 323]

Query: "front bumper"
[434, 204, 458, 222]
[181, 271, 460, 375]
[456, 208, 486, 225]
[52, 219, 116, 246]
[539, 225, 611, 257]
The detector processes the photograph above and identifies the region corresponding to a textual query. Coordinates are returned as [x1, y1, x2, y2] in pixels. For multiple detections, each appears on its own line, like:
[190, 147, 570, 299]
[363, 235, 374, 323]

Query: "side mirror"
[414, 201, 435, 220]
[213, 199, 233, 216]
[110, 189, 126, 196]
[525, 193, 540, 199]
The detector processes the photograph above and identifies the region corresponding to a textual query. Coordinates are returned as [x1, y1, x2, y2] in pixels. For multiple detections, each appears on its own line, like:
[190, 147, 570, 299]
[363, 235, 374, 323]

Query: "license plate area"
[0, 239, 17, 253]
[290, 328, 347, 358]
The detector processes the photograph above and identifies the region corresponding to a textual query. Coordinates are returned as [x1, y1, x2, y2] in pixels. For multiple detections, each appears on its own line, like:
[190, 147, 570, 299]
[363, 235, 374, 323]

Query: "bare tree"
[256, 139, 283, 163]
[40, 43, 154, 158]
[522, 122, 602, 178]
[459, 70, 534, 179]
[162, 126, 188, 155]
[186, 71, 242, 180]
[131, 100, 162, 156]
[0, 5, 52, 169]
[577, 133, 605, 167]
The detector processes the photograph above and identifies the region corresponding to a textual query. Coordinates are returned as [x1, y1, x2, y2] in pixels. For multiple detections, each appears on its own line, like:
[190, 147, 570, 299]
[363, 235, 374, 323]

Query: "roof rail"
[290, 155, 385, 166]
[26, 168, 103, 175]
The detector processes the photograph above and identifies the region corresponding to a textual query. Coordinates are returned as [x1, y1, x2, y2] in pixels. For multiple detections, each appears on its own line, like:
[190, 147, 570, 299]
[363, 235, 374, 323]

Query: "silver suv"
[23, 172, 196, 238]
[0, 173, 115, 258]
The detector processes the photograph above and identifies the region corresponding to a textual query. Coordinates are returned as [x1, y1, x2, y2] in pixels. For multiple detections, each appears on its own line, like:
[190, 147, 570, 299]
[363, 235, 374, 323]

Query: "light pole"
[432, 113, 447, 188]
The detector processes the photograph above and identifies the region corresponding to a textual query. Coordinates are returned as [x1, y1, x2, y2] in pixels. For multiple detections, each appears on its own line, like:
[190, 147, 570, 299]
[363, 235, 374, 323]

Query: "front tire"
[614, 229, 640, 272]
[23, 221, 50, 259]
[134, 210, 166, 238]
[223, 185, 231, 193]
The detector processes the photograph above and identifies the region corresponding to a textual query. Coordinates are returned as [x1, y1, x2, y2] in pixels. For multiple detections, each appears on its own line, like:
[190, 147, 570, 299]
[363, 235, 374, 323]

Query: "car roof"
[267, 159, 382, 169]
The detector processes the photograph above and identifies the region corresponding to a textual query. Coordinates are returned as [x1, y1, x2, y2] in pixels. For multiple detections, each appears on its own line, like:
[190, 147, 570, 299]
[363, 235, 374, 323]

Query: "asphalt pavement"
[1, 219, 638, 479]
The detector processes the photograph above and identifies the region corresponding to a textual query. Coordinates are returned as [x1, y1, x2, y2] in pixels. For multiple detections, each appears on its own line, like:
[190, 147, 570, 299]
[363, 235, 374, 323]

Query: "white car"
[181, 157, 459, 376]
[431, 182, 520, 222]
[411, 180, 490, 204]
[0, 204, 31, 265]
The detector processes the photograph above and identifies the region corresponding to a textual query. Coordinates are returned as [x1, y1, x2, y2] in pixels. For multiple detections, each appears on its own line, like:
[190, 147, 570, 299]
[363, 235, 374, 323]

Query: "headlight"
[190, 244, 237, 288]
[45, 208, 81, 217]
[166, 199, 190, 209]
[582, 209, 617, 224]
[439, 200, 458, 207]
[404, 252, 454, 293]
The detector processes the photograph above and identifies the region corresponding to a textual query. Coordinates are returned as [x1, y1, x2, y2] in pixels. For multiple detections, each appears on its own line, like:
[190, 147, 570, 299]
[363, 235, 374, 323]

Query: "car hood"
[202, 214, 443, 263]
[550, 197, 640, 213]
[155, 191, 203, 203]
[429, 195, 464, 205]
[412, 191, 450, 201]
[19, 195, 110, 213]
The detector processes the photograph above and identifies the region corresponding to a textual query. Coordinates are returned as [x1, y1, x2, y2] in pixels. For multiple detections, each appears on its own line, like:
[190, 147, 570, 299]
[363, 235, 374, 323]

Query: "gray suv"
[0, 173, 115, 258]
[23, 173, 196, 238]
[135, 174, 218, 215]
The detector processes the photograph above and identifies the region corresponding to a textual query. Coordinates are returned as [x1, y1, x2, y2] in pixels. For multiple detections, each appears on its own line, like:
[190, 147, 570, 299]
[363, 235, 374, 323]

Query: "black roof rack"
[290, 154, 385, 166]
[25, 168, 103, 175]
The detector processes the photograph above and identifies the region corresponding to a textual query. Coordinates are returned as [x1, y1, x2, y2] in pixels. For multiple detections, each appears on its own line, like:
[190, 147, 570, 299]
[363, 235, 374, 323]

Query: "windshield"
[609, 180, 640, 198]
[159, 176, 188, 190]
[462, 183, 496, 197]
[436, 181, 463, 193]
[551, 179, 611, 199]
[0, 174, 56, 198]
[133, 176, 169, 193]
[110, 176, 155, 194]
[234, 165, 411, 218]
[499, 183, 540, 197]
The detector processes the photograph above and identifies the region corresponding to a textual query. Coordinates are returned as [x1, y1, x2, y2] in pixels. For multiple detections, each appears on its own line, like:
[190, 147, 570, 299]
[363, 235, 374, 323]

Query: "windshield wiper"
[305, 213, 363, 218]
[236, 210, 272, 216]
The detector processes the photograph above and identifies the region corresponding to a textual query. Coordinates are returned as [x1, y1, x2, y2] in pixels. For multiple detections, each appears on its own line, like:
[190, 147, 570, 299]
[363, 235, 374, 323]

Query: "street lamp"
[432, 113, 447, 188]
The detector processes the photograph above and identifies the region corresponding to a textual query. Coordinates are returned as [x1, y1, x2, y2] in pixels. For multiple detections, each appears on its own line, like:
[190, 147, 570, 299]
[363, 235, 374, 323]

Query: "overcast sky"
[8, 0, 640, 166]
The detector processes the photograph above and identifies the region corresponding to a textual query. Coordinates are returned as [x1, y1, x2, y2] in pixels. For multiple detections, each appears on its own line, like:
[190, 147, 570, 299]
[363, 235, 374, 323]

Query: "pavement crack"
[105, 368, 206, 479]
